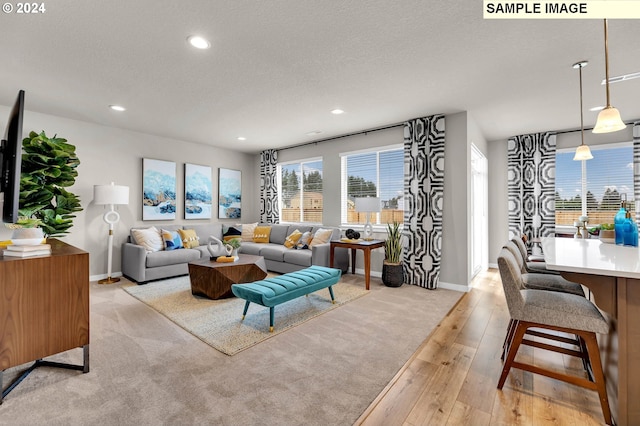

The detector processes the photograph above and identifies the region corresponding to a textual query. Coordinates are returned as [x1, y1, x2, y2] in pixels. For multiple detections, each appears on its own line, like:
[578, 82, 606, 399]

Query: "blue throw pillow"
[161, 229, 183, 251]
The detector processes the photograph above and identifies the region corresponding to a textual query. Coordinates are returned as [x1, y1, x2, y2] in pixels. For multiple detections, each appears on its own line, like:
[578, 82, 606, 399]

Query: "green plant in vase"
[19, 131, 82, 238]
[383, 221, 403, 287]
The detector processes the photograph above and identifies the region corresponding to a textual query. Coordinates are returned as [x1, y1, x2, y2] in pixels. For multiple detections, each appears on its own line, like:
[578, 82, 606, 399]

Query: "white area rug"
[123, 276, 369, 355]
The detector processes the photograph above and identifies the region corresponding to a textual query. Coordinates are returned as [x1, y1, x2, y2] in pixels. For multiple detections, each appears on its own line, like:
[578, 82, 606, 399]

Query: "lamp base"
[98, 276, 121, 285]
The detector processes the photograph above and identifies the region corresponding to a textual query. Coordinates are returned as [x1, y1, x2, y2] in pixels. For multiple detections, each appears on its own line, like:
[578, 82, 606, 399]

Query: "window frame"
[339, 144, 404, 229]
[277, 156, 324, 225]
[555, 140, 634, 233]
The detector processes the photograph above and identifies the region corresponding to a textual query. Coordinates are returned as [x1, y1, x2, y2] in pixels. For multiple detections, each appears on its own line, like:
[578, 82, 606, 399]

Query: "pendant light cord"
[579, 64, 585, 145]
[603, 19, 611, 108]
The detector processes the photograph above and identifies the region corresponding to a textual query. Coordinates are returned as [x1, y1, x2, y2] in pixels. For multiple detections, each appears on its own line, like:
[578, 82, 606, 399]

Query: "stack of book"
[2, 243, 52, 258]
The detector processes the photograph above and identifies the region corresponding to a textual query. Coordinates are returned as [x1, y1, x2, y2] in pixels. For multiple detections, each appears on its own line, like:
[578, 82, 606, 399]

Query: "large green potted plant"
[18, 131, 82, 237]
[382, 221, 404, 287]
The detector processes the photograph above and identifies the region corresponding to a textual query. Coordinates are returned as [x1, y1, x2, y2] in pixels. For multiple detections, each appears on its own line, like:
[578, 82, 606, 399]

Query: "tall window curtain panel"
[260, 149, 279, 223]
[634, 122, 640, 224]
[507, 132, 556, 247]
[403, 114, 446, 290]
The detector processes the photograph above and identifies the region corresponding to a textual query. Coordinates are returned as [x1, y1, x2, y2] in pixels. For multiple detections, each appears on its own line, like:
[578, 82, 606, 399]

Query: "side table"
[330, 239, 385, 290]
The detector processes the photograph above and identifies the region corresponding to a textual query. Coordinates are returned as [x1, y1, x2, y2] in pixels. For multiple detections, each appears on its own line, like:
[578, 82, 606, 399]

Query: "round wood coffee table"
[188, 254, 267, 300]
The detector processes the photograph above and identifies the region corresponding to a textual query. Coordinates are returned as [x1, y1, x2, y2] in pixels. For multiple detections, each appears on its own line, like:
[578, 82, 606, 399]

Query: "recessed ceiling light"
[237, 137, 246, 141]
[590, 106, 605, 112]
[187, 35, 211, 49]
[109, 105, 126, 112]
[306, 131, 322, 136]
[331, 109, 344, 115]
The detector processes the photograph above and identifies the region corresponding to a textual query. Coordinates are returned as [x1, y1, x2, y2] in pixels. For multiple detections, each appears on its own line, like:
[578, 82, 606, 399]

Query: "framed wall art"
[142, 158, 177, 220]
[184, 163, 213, 219]
[218, 168, 241, 219]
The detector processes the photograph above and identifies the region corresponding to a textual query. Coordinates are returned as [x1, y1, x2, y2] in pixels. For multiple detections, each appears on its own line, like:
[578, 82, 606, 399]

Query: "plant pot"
[600, 229, 615, 244]
[382, 262, 403, 287]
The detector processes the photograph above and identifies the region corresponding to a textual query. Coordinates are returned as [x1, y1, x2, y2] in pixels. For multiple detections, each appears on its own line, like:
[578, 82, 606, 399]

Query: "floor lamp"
[94, 182, 129, 284]
[355, 197, 380, 240]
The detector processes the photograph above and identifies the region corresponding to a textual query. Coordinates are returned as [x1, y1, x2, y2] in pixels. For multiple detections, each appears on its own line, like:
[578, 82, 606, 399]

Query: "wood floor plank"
[360, 269, 606, 426]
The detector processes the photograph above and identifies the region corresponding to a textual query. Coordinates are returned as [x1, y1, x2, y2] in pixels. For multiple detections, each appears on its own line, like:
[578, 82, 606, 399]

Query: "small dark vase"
[382, 262, 403, 287]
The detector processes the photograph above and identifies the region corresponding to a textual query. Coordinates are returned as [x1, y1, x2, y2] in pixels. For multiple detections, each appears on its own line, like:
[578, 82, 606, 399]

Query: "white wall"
[487, 124, 636, 266]
[1, 106, 258, 278]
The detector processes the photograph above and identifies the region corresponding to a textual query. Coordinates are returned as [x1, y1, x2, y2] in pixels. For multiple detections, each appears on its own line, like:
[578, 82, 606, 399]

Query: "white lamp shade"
[94, 183, 129, 205]
[355, 197, 381, 212]
[593, 106, 626, 133]
[573, 145, 593, 161]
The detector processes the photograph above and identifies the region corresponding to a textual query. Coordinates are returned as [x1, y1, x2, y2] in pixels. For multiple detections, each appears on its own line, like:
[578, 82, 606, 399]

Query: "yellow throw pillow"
[178, 228, 200, 249]
[283, 229, 303, 249]
[241, 222, 258, 242]
[253, 226, 271, 243]
[309, 228, 333, 247]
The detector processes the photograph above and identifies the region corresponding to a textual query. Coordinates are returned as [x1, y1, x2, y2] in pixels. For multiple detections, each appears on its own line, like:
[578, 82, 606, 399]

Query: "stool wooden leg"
[582, 331, 612, 425]
[501, 319, 517, 361]
[498, 321, 527, 389]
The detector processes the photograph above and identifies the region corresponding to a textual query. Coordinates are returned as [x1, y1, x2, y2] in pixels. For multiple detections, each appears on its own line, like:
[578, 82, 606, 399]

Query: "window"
[278, 158, 323, 223]
[555, 142, 634, 227]
[340, 145, 404, 226]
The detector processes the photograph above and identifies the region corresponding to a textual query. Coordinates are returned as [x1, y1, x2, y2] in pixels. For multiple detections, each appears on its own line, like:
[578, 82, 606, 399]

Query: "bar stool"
[513, 236, 560, 275]
[497, 248, 612, 425]
[504, 240, 584, 296]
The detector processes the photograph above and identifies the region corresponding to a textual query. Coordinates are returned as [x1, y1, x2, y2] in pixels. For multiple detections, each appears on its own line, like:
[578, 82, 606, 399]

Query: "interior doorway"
[471, 144, 488, 279]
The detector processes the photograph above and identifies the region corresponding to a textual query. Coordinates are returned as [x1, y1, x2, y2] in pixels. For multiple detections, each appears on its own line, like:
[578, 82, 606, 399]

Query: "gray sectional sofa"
[121, 222, 348, 283]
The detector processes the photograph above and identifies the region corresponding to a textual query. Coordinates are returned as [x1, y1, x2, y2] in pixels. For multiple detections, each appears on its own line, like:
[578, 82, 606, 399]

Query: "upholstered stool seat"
[497, 248, 612, 425]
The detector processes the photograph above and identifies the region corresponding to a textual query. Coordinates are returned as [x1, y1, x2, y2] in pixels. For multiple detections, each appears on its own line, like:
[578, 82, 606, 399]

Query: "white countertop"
[541, 237, 640, 279]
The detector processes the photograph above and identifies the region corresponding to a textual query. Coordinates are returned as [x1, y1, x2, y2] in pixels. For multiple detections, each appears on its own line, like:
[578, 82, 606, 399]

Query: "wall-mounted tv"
[0, 90, 25, 224]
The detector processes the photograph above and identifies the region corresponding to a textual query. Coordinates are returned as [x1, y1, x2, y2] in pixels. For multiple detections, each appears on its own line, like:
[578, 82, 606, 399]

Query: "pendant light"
[593, 19, 626, 133]
[573, 61, 593, 161]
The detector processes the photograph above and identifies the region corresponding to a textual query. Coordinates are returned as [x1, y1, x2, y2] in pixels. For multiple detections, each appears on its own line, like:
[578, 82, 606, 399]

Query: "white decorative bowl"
[11, 238, 45, 246]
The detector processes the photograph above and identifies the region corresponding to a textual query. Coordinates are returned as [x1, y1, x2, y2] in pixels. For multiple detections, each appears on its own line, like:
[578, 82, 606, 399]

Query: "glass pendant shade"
[593, 106, 626, 133]
[573, 144, 593, 161]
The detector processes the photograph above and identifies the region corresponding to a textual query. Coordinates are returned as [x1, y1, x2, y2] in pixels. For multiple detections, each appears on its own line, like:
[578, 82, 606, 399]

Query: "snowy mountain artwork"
[143, 158, 177, 220]
[185, 163, 212, 219]
[218, 168, 241, 219]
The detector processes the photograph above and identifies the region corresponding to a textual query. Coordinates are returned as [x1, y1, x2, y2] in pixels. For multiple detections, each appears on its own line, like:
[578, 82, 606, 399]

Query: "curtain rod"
[277, 122, 404, 152]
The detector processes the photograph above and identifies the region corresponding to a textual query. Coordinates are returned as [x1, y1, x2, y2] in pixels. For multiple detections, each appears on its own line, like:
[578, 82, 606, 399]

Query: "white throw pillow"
[240, 222, 258, 242]
[131, 226, 164, 252]
[309, 228, 333, 247]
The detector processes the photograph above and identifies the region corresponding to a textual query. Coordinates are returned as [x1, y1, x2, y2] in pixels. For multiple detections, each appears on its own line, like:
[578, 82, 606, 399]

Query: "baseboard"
[488, 262, 498, 270]
[438, 281, 471, 293]
[353, 268, 382, 278]
[90, 271, 123, 282]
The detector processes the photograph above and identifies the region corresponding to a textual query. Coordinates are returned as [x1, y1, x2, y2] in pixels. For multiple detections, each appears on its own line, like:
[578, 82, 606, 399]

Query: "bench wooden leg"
[269, 307, 274, 332]
[328, 286, 335, 304]
[241, 300, 250, 320]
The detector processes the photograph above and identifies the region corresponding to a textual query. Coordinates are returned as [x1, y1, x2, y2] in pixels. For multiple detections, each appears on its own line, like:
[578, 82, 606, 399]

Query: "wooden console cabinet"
[0, 239, 89, 403]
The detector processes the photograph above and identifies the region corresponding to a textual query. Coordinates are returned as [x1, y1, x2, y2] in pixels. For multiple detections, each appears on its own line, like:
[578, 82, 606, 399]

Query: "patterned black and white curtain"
[507, 132, 556, 243]
[403, 115, 446, 290]
[260, 149, 279, 223]
[633, 122, 640, 224]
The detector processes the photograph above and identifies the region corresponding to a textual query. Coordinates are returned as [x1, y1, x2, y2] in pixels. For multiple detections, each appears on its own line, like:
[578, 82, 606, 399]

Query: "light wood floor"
[356, 269, 606, 426]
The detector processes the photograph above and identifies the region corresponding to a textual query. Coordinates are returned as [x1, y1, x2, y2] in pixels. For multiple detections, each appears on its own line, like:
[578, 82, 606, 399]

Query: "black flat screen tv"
[0, 90, 25, 224]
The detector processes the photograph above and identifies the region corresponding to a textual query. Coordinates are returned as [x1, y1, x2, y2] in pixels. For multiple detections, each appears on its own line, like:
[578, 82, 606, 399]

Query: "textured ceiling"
[1, 1, 639, 153]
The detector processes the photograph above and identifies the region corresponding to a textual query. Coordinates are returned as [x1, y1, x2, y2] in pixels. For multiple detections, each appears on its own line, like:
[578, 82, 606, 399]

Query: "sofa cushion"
[283, 249, 313, 267]
[241, 222, 258, 242]
[287, 224, 313, 235]
[253, 226, 271, 243]
[188, 224, 223, 246]
[239, 241, 262, 256]
[223, 224, 242, 242]
[268, 224, 289, 245]
[146, 248, 200, 268]
[260, 244, 289, 262]
[283, 229, 303, 248]
[131, 227, 164, 252]
[309, 228, 333, 246]
[161, 229, 183, 251]
[178, 228, 200, 249]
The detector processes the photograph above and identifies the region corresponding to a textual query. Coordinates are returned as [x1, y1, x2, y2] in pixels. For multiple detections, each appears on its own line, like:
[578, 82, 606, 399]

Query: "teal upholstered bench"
[231, 265, 341, 332]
